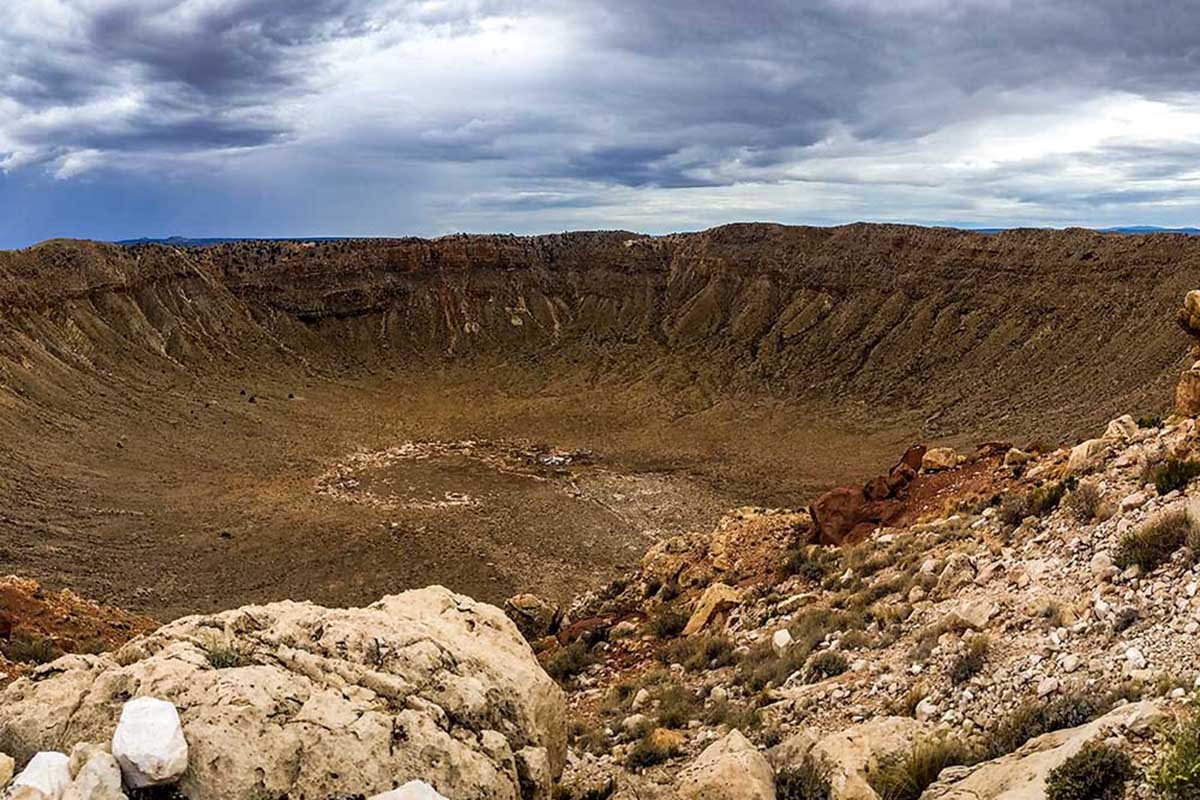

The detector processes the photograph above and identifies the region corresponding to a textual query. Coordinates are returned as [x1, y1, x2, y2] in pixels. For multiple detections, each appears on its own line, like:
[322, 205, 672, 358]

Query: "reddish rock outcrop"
[808, 445, 927, 545]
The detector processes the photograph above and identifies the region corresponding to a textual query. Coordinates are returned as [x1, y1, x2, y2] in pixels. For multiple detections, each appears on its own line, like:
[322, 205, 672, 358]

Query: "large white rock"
[10, 752, 71, 800]
[0, 586, 566, 800]
[676, 730, 775, 800]
[369, 780, 450, 800]
[62, 752, 125, 800]
[111, 698, 188, 788]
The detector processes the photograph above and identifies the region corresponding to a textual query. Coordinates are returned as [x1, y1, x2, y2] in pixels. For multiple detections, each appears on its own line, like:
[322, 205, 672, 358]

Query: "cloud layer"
[3, 1, 1200, 246]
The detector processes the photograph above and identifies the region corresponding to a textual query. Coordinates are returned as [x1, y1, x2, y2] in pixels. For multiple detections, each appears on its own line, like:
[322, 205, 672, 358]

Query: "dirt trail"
[0, 223, 1193, 619]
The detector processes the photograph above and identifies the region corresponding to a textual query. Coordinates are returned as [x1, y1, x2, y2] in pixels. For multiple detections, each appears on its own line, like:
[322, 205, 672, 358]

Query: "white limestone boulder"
[9, 752, 71, 800]
[369, 780, 450, 800]
[111, 698, 188, 788]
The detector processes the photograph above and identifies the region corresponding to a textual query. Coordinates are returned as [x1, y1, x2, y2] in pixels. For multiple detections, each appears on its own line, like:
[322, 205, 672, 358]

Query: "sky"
[2, 1, 1200, 248]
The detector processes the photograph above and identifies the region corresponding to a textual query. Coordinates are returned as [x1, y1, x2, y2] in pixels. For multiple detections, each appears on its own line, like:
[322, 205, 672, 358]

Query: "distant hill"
[116, 235, 352, 246]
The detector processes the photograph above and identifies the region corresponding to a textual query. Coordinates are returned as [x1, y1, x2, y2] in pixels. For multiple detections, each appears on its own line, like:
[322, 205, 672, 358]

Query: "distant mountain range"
[116, 225, 1200, 247]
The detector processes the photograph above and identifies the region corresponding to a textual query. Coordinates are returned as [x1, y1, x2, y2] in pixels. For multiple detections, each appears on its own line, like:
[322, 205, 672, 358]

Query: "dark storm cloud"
[3, 0, 1200, 240]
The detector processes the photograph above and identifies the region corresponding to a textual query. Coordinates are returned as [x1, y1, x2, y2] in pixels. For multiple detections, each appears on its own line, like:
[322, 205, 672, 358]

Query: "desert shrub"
[806, 651, 849, 683]
[658, 634, 736, 672]
[1046, 741, 1134, 800]
[840, 630, 872, 650]
[1, 632, 63, 665]
[545, 640, 596, 683]
[776, 753, 834, 800]
[949, 636, 989, 685]
[704, 699, 761, 731]
[1114, 509, 1193, 572]
[1138, 414, 1165, 429]
[626, 730, 681, 768]
[738, 640, 810, 692]
[869, 738, 975, 800]
[648, 607, 689, 639]
[553, 781, 615, 800]
[1065, 481, 1105, 521]
[984, 693, 1111, 760]
[999, 492, 1031, 525]
[1029, 478, 1077, 517]
[1154, 459, 1200, 495]
[783, 546, 839, 582]
[205, 644, 253, 670]
[655, 684, 701, 728]
[1152, 694, 1200, 800]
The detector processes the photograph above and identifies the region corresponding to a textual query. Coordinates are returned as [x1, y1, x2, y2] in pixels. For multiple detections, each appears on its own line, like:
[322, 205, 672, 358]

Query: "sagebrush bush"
[544, 640, 595, 683]
[806, 650, 849, 682]
[783, 546, 839, 582]
[1, 632, 63, 665]
[999, 492, 1031, 525]
[648, 607, 689, 639]
[657, 634, 736, 672]
[1114, 509, 1194, 572]
[1029, 478, 1077, 517]
[950, 636, 989, 685]
[655, 683, 701, 728]
[983, 693, 1111, 760]
[1138, 414, 1165, 429]
[1065, 481, 1105, 521]
[869, 738, 975, 800]
[205, 644, 253, 670]
[776, 753, 834, 800]
[1046, 742, 1134, 800]
[1154, 459, 1200, 495]
[1152, 694, 1200, 800]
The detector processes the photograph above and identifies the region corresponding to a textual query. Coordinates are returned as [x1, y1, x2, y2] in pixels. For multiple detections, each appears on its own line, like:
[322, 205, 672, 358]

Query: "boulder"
[62, 752, 125, 800]
[111, 698, 188, 788]
[676, 730, 775, 800]
[776, 717, 925, 800]
[925, 702, 1159, 800]
[1179, 289, 1200, 336]
[503, 594, 561, 641]
[1003, 448, 1031, 467]
[942, 599, 998, 631]
[683, 583, 742, 636]
[0, 586, 566, 800]
[369, 781, 450, 800]
[1179, 366, 1200, 417]
[9, 752, 71, 800]
[922, 448, 959, 472]
[1066, 438, 1112, 475]
[1, 752, 13, 788]
[1104, 415, 1138, 441]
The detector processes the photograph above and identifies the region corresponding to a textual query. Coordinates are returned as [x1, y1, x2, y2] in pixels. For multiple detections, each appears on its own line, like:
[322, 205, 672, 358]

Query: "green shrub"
[869, 738, 975, 800]
[205, 644, 253, 670]
[984, 693, 1111, 760]
[999, 493, 1031, 525]
[1046, 741, 1134, 800]
[738, 640, 810, 691]
[1065, 482, 1105, 522]
[704, 699, 761, 731]
[655, 684, 701, 728]
[807, 651, 849, 682]
[776, 753, 834, 800]
[783, 546, 839, 582]
[544, 640, 595, 683]
[1138, 414, 1165, 429]
[1154, 459, 1200, 495]
[658, 634, 736, 672]
[648, 607, 689, 639]
[950, 636, 989, 685]
[1, 632, 63, 665]
[1114, 509, 1194, 572]
[1152, 695, 1200, 800]
[1029, 478, 1077, 517]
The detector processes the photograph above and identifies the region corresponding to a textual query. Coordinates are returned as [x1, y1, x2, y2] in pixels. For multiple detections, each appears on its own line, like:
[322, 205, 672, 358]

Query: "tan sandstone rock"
[683, 583, 742, 636]
[1066, 438, 1113, 475]
[775, 717, 925, 800]
[0, 751, 14, 788]
[676, 729, 775, 800]
[921, 448, 959, 472]
[0, 586, 566, 800]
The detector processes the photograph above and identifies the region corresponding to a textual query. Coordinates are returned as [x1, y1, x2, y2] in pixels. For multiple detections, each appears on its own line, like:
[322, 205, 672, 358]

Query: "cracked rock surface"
[0, 586, 565, 800]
